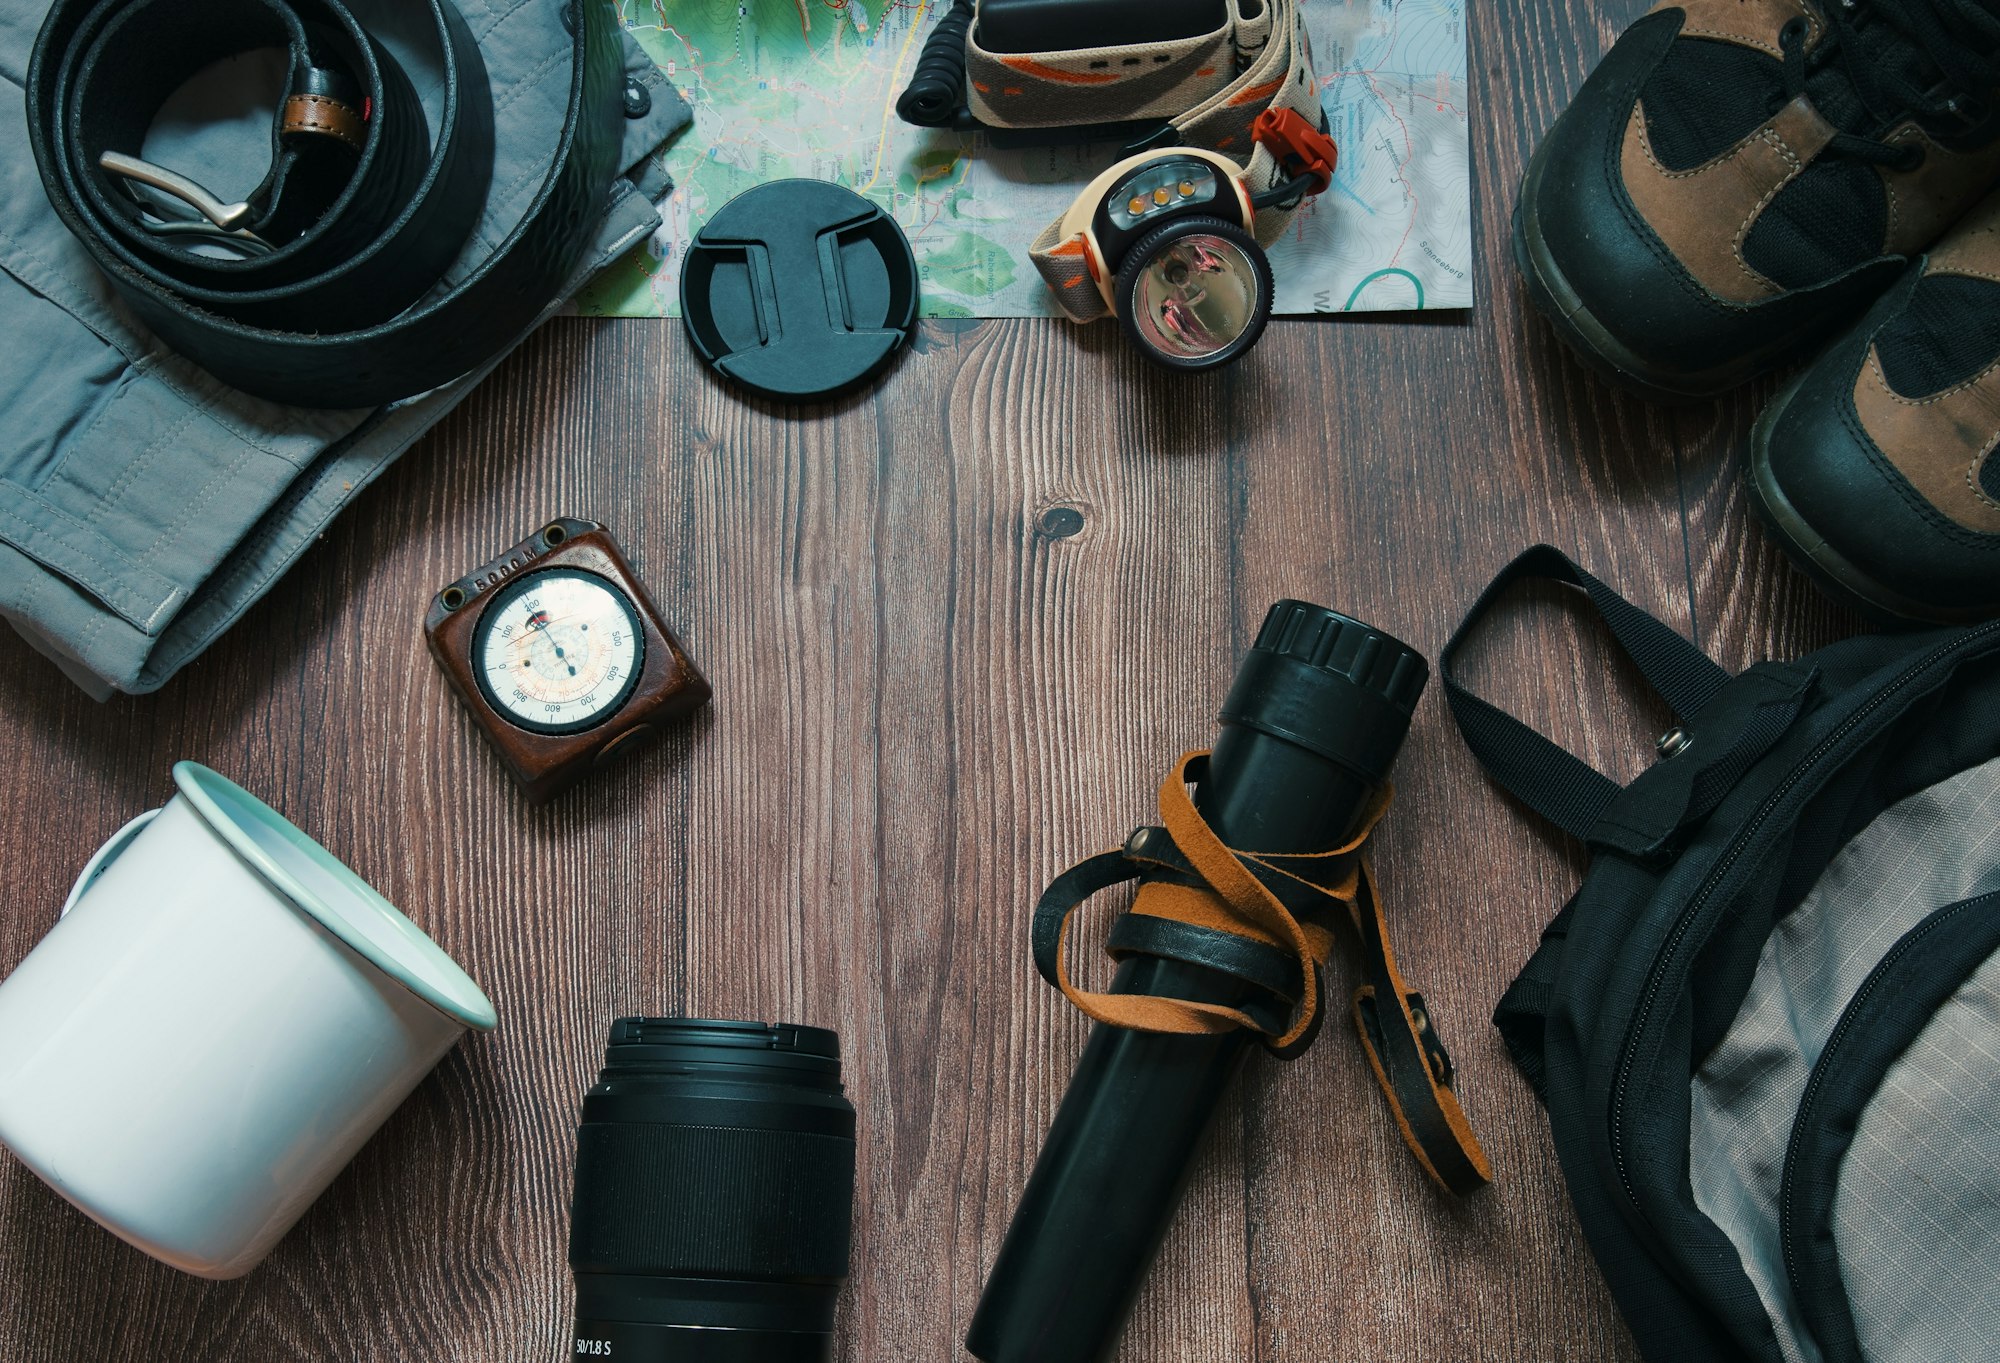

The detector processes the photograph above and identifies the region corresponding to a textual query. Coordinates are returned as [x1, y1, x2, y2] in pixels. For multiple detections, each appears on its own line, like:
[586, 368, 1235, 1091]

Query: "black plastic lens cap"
[680, 180, 920, 401]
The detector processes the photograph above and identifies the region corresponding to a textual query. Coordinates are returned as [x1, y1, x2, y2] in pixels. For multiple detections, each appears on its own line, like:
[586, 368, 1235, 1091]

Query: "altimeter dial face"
[471, 568, 646, 735]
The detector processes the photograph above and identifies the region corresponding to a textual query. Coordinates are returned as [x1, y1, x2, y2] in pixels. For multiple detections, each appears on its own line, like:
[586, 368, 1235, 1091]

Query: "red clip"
[1251, 107, 1338, 195]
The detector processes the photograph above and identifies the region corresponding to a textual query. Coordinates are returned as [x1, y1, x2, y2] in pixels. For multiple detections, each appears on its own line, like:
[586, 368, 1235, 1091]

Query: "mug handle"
[62, 808, 161, 919]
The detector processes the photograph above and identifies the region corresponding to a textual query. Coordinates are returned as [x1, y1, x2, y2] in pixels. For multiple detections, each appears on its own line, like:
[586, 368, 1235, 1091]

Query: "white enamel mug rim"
[65, 762, 496, 1032]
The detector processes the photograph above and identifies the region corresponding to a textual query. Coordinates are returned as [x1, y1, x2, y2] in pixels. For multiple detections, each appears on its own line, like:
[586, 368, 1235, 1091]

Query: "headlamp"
[898, 0, 1339, 372]
[1056, 148, 1272, 372]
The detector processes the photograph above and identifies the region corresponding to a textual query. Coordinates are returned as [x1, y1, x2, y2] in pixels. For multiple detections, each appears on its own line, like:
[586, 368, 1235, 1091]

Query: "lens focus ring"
[571, 1121, 856, 1279]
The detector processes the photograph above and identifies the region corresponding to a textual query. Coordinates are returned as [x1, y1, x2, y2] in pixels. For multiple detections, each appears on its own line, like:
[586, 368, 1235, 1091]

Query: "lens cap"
[680, 180, 920, 402]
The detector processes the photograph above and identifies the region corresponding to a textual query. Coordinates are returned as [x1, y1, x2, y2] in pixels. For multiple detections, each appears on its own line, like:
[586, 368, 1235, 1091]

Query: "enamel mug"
[0, 761, 497, 1279]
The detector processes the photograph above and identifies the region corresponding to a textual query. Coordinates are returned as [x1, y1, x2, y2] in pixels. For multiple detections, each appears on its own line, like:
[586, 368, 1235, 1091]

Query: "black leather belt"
[27, 0, 624, 409]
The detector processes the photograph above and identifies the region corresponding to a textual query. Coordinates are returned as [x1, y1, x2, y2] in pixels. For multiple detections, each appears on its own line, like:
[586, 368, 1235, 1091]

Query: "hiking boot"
[1514, 0, 2000, 402]
[1748, 189, 2000, 623]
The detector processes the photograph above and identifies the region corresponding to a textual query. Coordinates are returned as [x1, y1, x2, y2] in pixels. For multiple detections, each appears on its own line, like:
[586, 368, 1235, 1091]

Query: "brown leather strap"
[1346, 866, 1494, 1194]
[1033, 749, 1492, 1195]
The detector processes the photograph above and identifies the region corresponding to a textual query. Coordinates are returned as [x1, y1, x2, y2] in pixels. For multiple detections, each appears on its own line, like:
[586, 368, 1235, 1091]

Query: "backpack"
[1441, 546, 2000, 1363]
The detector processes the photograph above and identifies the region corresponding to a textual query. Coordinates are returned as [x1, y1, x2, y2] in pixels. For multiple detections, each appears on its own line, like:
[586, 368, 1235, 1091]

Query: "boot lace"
[1774, 0, 2000, 170]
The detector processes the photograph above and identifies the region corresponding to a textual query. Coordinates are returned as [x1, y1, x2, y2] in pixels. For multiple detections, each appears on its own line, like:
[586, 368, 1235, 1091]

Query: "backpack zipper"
[1775, 892, 1993, 1289]
[1609, 620, 2000, 1212]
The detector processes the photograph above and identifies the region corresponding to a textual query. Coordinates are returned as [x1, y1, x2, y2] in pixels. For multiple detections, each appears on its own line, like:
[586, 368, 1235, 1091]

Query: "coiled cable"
[896, 0, 976, 127]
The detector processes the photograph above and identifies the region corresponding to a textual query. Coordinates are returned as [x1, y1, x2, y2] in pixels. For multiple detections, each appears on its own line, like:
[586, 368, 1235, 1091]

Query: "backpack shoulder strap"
[1440, 546, 1730, 840]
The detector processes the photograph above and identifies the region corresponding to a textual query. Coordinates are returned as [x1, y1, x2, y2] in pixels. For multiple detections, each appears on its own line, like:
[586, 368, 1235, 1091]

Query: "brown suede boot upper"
[1624, 0, 2000, 306]
[1852, 190, 2000, 533]
[1514, 0, 2000, 401]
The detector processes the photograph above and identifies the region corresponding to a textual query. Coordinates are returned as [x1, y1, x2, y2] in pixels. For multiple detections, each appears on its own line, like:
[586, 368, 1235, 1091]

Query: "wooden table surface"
[0, 0, 1869, 1358]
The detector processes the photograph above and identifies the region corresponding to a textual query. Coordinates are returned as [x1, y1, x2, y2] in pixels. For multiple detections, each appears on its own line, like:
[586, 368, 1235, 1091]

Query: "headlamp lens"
[1129, 232, 1263, 362]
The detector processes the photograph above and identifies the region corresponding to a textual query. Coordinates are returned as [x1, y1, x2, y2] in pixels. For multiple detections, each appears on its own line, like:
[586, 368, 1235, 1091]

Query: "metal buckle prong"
[98, 151, 255, 231]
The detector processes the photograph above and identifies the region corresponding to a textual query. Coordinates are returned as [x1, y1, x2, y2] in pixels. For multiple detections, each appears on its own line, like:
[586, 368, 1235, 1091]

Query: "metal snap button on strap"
[679, 180, 919, 402]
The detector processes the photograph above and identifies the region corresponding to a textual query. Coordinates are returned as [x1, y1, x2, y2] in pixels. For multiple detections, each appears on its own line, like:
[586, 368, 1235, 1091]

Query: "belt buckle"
[98, 151, 274, 254]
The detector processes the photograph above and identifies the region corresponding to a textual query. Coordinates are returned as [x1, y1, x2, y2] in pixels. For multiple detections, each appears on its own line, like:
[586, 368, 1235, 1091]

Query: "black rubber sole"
[1745, 373, 1995, 627]
[1512, 131, 1794, 405]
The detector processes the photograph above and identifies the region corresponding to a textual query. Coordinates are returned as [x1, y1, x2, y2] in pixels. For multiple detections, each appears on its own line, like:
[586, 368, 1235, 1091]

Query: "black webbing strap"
[1440, 546, 1731, 840]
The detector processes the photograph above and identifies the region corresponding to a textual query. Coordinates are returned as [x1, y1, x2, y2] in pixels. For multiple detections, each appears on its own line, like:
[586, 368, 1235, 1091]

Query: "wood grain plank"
[0, 0, 1852, 1350]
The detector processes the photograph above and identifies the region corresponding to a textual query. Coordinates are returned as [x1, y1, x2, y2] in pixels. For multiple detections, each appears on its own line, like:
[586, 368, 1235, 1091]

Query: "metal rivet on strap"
[1657, 727, 1693, 760]
[623, 81, 652, 118]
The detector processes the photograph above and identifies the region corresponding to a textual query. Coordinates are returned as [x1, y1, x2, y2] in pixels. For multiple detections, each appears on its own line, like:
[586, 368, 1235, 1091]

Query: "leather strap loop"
[281, 91, 368, 153]
[1030, 749, 1493, 1195]
[1105, 913, 1304, 1006]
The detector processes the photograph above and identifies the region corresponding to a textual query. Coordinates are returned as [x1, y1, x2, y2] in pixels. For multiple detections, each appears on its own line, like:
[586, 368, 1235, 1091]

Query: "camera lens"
[568, 1018, 857, 1362]
[1114, 215, 1273, 371]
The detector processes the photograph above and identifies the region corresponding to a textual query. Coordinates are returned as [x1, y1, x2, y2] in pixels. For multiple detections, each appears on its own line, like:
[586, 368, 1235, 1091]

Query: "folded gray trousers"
[0, 0, 686, 697]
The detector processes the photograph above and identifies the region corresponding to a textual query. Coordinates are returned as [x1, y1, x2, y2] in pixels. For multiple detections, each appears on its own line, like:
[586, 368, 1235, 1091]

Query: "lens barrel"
[568, 1018, 857, 1363]
[966, 602, 1427, 1363]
